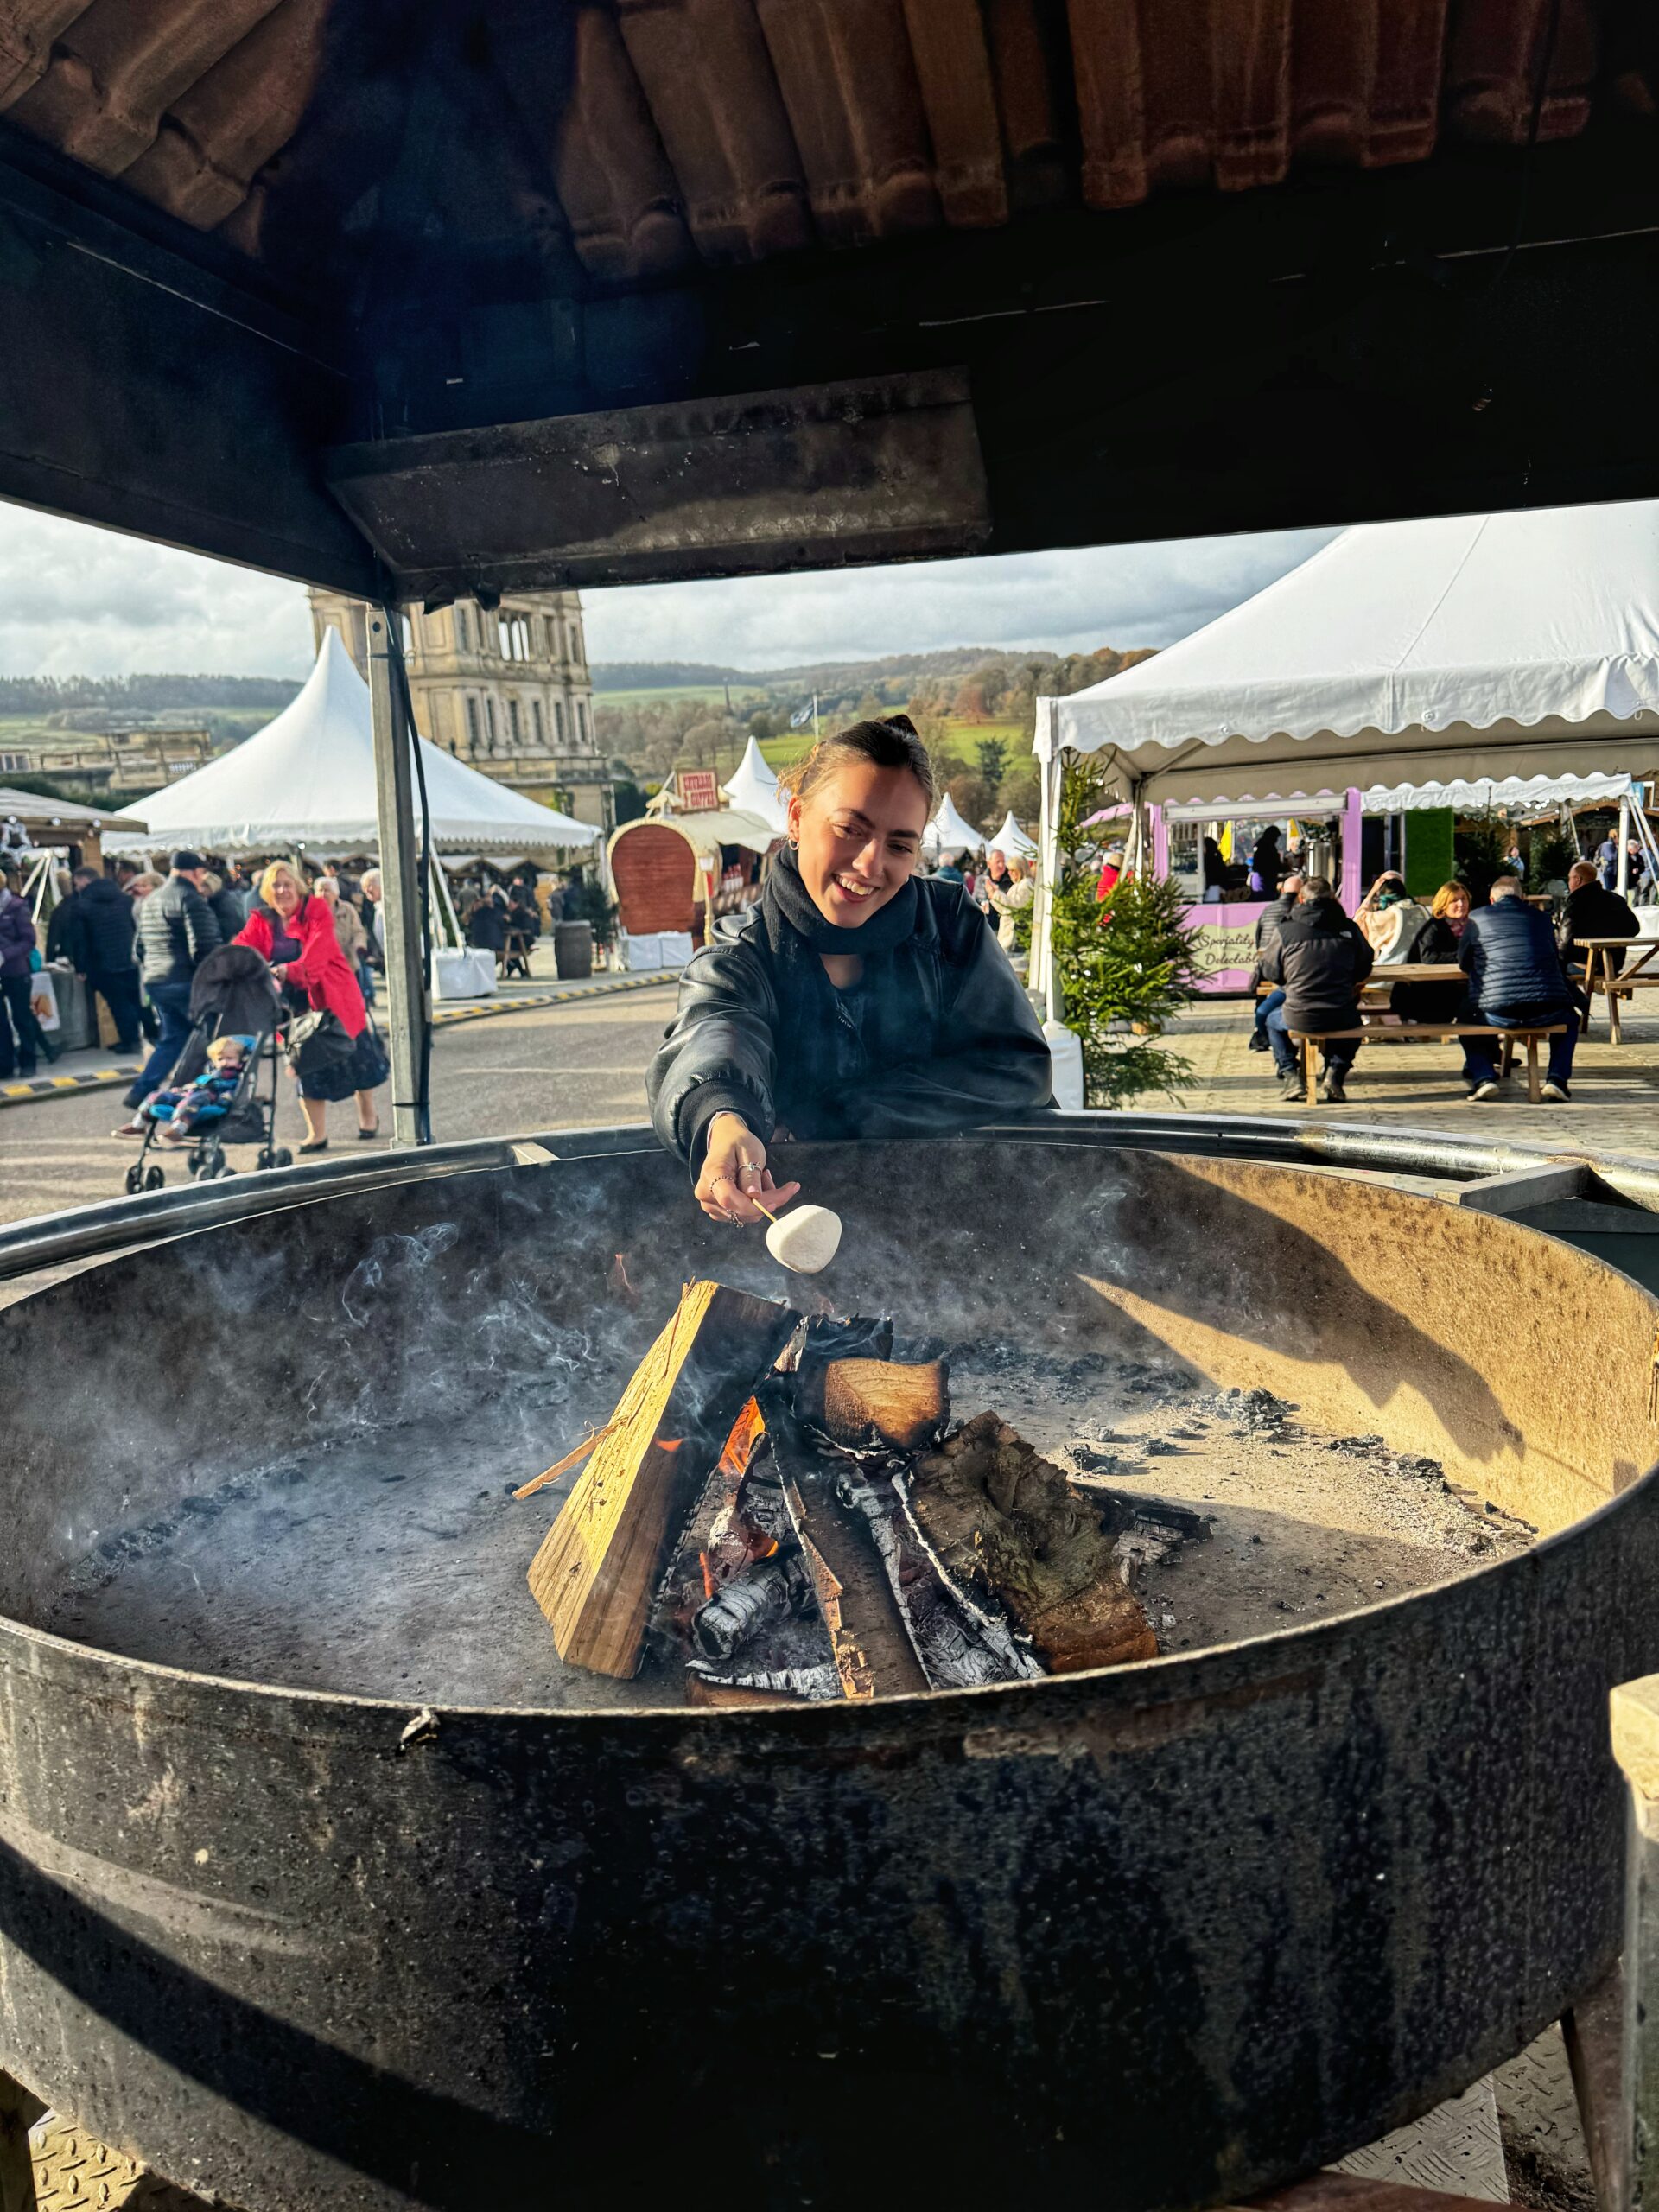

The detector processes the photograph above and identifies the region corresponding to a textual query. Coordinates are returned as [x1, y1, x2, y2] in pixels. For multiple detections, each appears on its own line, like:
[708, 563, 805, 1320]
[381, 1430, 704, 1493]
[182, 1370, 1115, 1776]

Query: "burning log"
[527, 1282, 798, 1677]
[909, 1412, 1159, 1672]
[755, 1378, 930, 1696]
[799, 1356, 950, 1451]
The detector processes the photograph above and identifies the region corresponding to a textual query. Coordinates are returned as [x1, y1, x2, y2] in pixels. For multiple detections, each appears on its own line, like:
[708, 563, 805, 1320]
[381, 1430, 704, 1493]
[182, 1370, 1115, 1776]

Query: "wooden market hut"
[607, 807, 780, 947]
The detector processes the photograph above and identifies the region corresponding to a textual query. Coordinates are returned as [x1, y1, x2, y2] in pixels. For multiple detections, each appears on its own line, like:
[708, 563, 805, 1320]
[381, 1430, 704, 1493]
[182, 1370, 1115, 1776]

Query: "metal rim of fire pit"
[0, 1107, 1653, 1726]
[5, 1108, 1659, 1288]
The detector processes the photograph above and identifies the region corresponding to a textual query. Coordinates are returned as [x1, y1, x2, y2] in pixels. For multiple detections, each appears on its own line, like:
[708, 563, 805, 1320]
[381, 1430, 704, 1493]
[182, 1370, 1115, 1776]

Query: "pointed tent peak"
[104, 624, 601, 857]
[315, 622, 365, 688]
[985, 810, 1036, 857]
[721, 736, 779, 796]
[721, 736, 786, 833]
[925, 793, 987, 854]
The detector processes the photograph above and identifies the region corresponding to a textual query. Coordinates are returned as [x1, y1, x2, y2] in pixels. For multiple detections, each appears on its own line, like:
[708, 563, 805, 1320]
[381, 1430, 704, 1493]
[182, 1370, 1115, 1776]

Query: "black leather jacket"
[647, 878, 1052, 1170]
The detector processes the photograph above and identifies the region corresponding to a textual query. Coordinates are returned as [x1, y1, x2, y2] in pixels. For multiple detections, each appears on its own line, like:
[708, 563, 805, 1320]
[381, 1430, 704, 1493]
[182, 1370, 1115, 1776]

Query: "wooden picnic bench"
[1286, 1021, 1567, 1105]
[1572, 935, 1659, 1043]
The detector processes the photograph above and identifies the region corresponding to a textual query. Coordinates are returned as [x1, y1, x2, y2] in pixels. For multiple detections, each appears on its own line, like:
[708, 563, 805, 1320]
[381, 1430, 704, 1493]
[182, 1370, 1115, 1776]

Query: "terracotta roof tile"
[0, 0, 1643, 278]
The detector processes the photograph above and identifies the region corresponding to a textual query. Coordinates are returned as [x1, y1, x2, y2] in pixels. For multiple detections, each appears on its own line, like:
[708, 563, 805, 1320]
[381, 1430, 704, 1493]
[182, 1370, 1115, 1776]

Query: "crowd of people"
[29, 850, 393, 1154]
[918, 847, 1038, 967]
[1248, 856, 1640, 1105]
[462, 873, 564, 979]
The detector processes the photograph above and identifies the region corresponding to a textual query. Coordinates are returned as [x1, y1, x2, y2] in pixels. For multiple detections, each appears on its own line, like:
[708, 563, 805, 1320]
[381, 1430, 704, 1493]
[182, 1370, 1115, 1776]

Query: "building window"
[576, 700, 589, 747]
[531, 698, 544, 747]
[465, 696, 480, 750]
[552, 699, 565, 745]
[455, 606, 469, 651]
[484, 696, 497, 745]
[508, 697, 522, 744]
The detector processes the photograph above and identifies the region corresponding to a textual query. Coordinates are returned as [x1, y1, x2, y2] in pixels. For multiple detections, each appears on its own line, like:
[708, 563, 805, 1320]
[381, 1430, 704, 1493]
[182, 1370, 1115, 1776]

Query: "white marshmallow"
[765, 1204, 842, 1274]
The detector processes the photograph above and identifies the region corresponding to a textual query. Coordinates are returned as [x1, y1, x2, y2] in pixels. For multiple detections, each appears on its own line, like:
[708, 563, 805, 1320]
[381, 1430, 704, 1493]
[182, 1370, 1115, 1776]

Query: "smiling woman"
[646, 715, 1053, 1223]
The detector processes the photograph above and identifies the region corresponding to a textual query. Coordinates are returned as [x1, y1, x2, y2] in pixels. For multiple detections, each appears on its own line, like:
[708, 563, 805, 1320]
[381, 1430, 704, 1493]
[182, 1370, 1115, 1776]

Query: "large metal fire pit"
[1, 1122, 1656, 2210]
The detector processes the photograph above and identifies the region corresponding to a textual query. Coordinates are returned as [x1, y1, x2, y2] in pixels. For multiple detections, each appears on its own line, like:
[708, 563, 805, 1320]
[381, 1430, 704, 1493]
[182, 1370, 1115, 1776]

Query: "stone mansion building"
[307, 589, 614, 831]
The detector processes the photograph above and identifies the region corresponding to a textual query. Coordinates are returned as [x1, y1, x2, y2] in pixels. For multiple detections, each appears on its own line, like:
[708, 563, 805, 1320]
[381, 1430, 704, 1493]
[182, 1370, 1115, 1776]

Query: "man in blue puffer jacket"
[1458, 875, 1579, 1102]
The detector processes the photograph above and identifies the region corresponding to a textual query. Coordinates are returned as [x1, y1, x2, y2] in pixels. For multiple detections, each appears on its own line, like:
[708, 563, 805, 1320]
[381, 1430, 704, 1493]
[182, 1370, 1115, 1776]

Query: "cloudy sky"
[0, 499, 1338, 677]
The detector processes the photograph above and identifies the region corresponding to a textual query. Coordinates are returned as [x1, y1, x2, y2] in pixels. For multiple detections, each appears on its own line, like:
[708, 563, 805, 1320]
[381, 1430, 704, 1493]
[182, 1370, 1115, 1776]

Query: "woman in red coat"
[237, 861, 385, 1151]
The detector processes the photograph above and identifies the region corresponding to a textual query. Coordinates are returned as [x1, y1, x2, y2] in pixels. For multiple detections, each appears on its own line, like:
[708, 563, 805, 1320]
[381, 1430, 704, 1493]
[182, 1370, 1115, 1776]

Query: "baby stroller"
[123, 946, 292, 1193]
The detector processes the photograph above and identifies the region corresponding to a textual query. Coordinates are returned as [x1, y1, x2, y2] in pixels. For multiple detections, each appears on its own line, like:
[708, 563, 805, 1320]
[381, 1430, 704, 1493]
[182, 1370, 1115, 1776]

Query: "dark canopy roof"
[2, 0, 1656, 596]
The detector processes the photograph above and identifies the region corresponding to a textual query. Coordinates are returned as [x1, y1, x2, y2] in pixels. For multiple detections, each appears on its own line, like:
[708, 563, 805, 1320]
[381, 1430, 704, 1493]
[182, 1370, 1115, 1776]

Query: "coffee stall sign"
[677, 770, 720, 811]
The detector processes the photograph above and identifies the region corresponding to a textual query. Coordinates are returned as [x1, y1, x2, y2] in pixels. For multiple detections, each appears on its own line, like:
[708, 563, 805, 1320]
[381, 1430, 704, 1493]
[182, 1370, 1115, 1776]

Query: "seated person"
[1355, 871, 1432, 964]
[1258, 875, 1373, 1106]
[1248, 871, 1303, 1052]
[1558, 858, 1638, 980]
[144, 1033, 253, 1147]
[1389, 880, 1470, 1023]
[1459, 875, 1578, 1103]
[465, 894, 508, 969]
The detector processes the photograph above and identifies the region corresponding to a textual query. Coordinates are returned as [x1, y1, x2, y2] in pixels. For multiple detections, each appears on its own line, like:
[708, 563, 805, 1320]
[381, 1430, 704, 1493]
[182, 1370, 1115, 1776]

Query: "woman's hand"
[696, 1111, 802, 1225]
[271, 963, 289, 981]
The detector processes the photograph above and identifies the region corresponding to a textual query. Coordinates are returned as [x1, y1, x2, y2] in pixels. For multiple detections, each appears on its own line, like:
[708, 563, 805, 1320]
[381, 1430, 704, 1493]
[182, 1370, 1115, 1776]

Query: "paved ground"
[1160, 988, 1659, 1153]
[0, 976, 674, 1228]
[7, 962, 1659, 1234]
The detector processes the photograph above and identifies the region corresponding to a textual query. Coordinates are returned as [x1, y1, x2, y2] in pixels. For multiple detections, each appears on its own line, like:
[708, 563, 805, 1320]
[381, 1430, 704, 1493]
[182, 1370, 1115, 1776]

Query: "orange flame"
[715, 1397, 766, 1483]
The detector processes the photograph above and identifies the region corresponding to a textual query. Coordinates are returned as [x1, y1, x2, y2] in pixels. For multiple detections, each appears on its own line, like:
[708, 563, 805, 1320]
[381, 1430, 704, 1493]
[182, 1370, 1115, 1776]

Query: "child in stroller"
[147, 1033, 255, 1147]
[121, 944, 292, 1192]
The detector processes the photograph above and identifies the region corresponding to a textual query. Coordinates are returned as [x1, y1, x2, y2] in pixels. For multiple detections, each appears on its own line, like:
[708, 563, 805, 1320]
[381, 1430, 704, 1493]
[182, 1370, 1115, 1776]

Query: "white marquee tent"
[1031, 500, 1659, 1006]
[720, 737, 786, 835]
[923, 793, 987, 855]
[1036, 501, 1659, 806]
[106, 632, 601, 859]
[1360, 770, 1642, 813]
[984, 809, 1037, 858]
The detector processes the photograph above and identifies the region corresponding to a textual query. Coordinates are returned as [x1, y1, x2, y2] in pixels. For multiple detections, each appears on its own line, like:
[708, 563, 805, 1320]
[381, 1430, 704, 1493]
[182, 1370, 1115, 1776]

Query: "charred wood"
[910, 1412, 1158, 1671]
[527, 1281, 798, 1677]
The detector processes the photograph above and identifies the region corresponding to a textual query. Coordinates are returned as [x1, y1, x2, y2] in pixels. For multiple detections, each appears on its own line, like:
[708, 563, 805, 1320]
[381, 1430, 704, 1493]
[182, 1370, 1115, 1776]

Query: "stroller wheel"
[213, 1162, 236, 1179]
[124, 1164, 143, 1195]
[143, 1165, 165, 1191]
[256, 1147, 273, 1170]
[275, 1147, 294, 1168]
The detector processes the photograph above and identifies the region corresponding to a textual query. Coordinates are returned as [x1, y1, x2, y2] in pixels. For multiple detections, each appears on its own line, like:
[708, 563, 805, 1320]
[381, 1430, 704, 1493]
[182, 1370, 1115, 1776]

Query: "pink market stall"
[1149, 791, 1363, 992]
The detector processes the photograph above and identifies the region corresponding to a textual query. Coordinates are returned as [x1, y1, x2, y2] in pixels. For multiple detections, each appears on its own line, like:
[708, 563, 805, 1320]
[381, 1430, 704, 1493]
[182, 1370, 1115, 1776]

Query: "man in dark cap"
[112, 849, 221, 1134]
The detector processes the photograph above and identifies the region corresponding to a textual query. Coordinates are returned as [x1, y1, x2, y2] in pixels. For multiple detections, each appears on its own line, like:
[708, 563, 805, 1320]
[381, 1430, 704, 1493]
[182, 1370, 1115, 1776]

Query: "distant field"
[596, 683, 770, 709]
[938, 717, 1029, 747]
[0, 707, 273, 747]
[759, 730, 815, 769]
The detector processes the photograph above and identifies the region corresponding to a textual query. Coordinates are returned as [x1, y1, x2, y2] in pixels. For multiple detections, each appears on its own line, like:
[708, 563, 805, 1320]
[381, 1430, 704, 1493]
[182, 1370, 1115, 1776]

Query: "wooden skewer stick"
[513, 1421, 618, 1500]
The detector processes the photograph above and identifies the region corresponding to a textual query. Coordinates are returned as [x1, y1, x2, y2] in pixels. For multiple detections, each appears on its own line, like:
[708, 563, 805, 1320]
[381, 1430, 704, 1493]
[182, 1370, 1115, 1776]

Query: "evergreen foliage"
[1050, 756, 1197, 1106]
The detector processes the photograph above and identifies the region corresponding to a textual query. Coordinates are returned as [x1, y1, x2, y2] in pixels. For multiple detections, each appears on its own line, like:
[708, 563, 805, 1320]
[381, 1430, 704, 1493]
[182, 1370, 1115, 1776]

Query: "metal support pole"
[1618, 796, 1633, 897]
[367, 605, 431, 1147]
[1034, 747, 1060, 1023]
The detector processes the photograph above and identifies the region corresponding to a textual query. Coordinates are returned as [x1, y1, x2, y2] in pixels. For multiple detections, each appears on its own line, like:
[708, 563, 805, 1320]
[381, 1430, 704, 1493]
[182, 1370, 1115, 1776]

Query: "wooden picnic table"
[1255, 964, 1462, 995]
[1573, 935, 1659, 1044]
